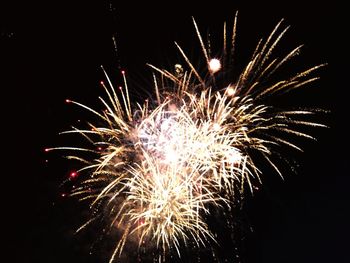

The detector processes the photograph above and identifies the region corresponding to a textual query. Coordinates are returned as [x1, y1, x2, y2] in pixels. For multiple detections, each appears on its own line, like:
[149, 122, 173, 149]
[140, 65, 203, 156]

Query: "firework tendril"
[48, 12, 326, 262]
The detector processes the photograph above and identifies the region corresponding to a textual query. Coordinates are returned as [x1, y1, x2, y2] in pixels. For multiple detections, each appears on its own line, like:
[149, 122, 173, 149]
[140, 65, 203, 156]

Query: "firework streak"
[47, 13, 326, 262]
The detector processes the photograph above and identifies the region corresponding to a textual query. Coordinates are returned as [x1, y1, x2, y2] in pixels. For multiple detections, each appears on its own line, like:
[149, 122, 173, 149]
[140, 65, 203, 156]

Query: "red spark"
[70, 171, 78, 179]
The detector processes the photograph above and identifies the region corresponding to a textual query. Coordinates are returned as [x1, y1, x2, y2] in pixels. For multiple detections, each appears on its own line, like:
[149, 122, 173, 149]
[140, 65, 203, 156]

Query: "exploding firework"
[47, 12, 326, 262]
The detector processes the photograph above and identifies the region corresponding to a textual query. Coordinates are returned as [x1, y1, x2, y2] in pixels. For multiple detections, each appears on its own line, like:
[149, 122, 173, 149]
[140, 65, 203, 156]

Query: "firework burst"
[47, 12, 326, 262]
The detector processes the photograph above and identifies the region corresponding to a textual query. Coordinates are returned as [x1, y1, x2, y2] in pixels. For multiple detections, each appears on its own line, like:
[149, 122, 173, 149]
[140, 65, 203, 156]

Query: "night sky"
[2, 1, 348, 262]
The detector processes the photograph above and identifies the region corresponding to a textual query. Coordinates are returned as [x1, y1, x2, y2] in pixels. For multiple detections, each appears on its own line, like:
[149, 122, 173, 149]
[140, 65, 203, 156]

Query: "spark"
[49, 12, 326, 262]
[208, 58, 222, 73]
[226, 85, 236, 96]
[69, 171, 78, 179]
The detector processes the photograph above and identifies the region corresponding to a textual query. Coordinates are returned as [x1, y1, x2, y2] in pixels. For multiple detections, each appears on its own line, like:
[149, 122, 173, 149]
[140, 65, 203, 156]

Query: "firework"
[47, 12, 326, 262]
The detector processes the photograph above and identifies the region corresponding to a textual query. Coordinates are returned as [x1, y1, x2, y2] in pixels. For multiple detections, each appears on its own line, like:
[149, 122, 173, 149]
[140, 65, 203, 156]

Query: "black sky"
[2, 1, 348, 262]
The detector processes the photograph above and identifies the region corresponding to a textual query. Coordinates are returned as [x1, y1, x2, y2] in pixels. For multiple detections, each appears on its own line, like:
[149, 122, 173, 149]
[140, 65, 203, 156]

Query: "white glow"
[208, 58, 221, 73]
[226, 85, 236, 96]
[213, 123, 221, 131]
[165, 148, 179, 164]
[227, 148, 242, 164]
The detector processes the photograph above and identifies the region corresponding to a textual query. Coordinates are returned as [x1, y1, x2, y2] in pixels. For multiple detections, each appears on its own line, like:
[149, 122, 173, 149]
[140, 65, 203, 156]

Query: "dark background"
[1, 1, 348, 262]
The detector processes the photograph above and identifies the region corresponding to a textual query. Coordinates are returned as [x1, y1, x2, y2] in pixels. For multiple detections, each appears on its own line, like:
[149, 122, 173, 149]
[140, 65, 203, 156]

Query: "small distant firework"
[47, 12, 326, 262]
